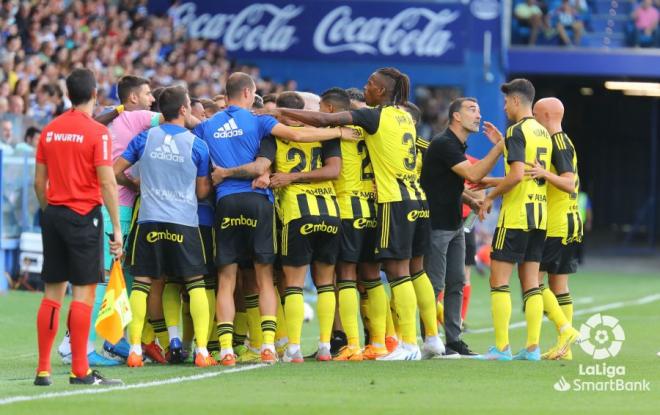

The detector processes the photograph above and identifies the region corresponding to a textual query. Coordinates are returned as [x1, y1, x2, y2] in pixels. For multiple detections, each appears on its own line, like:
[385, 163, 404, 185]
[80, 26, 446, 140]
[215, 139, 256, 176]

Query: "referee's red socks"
[37, 298, 61, 374]
[68, 301, 93, 377]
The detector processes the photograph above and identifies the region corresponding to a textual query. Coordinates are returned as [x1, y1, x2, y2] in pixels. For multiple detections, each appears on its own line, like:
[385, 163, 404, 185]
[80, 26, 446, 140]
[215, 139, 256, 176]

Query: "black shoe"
[330, 330, 348, 356]
[34, 372, 52, 386]
[446, 340, 478, 356]
[69, 370, 123, 386]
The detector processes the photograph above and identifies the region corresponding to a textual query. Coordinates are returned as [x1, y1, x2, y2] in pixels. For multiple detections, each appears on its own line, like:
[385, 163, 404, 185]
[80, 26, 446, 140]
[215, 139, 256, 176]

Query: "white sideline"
[469, 293, 660, 334]
[0, 364, 267, 406]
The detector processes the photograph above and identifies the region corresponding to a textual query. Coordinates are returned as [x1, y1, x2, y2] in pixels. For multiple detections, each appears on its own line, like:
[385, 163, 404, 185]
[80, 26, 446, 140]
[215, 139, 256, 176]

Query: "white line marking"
[0, 364, 267, 406]
[469, 293, 660, 334]
[0, 353, 35, 361]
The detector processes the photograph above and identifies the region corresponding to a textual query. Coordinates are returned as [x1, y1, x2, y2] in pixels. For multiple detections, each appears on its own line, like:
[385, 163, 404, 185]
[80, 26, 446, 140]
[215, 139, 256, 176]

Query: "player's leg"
[162, 281, 184, 363]
[313, 261, 337, 361]
[233, 276, 248, 354]
[335, 261, 361, 360]
[255, 262, 278, 363]
[216, 263, 238, 366]
[240, 267, 263, 363]
[359, 261, 389, 359]
[35, 281, 67, 385]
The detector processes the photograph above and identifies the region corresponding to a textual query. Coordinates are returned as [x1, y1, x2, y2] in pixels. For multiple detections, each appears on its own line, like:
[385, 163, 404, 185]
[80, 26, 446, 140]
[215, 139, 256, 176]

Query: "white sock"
[319, 342, 330, 351]
[130, 344, 142, 355]
[425, 335, 440, 346]
[220, 347, 234, 357]
[196, 347, 209, 358]
[288, 344, 301, 354]
[167, 326, 179, 341]
[262, 344, 275, 353]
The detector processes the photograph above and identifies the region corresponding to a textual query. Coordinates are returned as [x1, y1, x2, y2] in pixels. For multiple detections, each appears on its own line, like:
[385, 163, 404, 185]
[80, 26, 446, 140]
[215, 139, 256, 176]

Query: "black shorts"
[129, 222, 207, 280]
[465, 229, 477, 266]
[338, 218, 378, 263]
[41, 205, 104, 286]
[540, 237, 580, 275]
[199, 225, 217, 282]
[281, 216, 340, 267]
[412, 200, 431, 258]
[375, 200, 426, 260]
[215, 193, 276, 266]
[490, 227, 546, 264]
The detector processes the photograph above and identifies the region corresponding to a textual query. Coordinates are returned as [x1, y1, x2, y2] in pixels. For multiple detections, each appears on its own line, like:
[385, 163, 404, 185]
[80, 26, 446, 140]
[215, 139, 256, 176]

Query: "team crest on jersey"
[214, 119, 244, 138]
[150, 135, 184, 163]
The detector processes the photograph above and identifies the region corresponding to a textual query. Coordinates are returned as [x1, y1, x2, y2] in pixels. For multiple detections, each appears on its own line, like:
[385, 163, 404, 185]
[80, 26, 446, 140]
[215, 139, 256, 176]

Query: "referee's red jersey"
[36, 109, 113, 215]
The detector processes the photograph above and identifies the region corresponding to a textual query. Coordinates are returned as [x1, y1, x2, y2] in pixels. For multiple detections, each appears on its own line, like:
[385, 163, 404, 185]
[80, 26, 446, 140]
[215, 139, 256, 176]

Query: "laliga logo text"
[552, 314, 650, 393]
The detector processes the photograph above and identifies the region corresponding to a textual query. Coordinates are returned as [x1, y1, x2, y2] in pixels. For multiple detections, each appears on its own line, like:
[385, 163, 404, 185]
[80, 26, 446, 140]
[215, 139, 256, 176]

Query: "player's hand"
[211, 166, 228, 186]
[252, 172, 270, 189]
[468, 198, 483, 212]
[524, 159, 547, 180]
[110, 230, 123, 259]
[473, 177, 498, 190]
[269, 172, 294, 188]
[483, 121, 504, 145]
[478, 197, 493, 221]
[339, 126, 361, 141]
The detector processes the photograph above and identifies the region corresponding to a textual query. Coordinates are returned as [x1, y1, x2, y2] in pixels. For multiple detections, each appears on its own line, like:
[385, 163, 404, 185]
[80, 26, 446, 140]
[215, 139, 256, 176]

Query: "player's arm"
[526, 164, 576, 193]
[450, 121, 504, 183]
[193, 138, 212, 199]
[94, 106, 122, 126]
[266, 108, 353, 128]
[34, 163, 48, 210]
[95, 133, 123, 258]
[270, 123, 355, 143]
[270, 139, 342, 188]
[526, 134, 576, 193]
[461, 191, 482, 212]
[212, 135, 276, 184]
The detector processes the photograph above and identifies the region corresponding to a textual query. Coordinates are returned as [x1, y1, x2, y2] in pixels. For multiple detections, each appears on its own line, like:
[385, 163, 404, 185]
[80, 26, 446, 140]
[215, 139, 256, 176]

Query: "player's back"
[500, 117, 552, 230]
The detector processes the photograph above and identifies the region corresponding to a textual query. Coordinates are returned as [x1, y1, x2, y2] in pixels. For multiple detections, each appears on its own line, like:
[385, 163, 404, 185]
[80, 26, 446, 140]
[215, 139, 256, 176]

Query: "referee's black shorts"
[41, 205, 104, 286]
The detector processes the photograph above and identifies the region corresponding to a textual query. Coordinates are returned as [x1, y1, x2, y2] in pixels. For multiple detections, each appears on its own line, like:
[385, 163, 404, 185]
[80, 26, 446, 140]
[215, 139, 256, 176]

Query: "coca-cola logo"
[314, 6, 459, 57]
[170, 2, 302, 52]
[170, 2, 462, 58]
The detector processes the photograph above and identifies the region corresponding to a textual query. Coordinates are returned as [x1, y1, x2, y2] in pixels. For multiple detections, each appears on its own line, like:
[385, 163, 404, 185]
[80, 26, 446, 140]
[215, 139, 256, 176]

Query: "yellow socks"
[556, 292, 573, 325]
[261, 315, 277, 346]
[491, 285, 512, 351]
[245, 294, 262, 349]
[337, 280, 359, 347]
[363, 279, 387, 346]
[217, 322, 233, 351]
[205, 286, 217, 350]
[411, 271, 438, 337]
[316, 285, 336, 344]
[541, 284, 569, 332]
[233, 311, 248, 347]
[389, 276, 417, 345]
[162, 282, 182, 340]
[128, 281, 150, 346]
[284, 287, 304, 345]
[186, 278, 210, 349]
[523, 287, 543, 348]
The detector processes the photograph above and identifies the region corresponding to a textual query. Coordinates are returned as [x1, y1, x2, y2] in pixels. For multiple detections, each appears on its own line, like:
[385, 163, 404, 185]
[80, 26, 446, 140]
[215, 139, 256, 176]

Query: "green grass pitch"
[1, 269, 659, 414]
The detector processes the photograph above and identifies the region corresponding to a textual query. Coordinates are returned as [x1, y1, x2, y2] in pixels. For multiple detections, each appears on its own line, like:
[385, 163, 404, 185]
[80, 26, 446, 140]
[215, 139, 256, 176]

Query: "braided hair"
[376, 67, 410, 106]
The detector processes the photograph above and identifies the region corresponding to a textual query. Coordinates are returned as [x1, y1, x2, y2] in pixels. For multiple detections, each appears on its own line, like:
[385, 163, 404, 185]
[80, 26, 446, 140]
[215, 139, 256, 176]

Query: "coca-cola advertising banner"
[161, 1, 500, 63]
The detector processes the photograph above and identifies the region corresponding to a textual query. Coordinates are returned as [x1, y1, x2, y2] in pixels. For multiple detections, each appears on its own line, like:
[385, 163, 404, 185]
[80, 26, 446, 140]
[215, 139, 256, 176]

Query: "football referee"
[33, 68, 123, 386]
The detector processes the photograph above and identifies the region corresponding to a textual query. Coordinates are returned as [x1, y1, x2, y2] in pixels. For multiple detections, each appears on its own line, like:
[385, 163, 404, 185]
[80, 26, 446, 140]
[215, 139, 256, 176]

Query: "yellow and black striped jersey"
[273, 136, 341, 225]
[333, 126, 377, 219]
[349, 106, 424, 203]
[498, 117, 553, 230]
[414, 136, 429, 201]
[547, 132, 582, 243]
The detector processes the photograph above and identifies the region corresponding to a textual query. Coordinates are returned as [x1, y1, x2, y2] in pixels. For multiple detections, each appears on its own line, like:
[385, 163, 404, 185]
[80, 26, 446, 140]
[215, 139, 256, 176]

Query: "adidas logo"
[150, 134, 184, 163]
[213, 118, 243, 138]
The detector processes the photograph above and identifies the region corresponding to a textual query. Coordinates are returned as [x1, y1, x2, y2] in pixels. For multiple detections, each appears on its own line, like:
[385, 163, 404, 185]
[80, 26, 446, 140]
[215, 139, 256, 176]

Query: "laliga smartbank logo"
[553, 314, 650, 393]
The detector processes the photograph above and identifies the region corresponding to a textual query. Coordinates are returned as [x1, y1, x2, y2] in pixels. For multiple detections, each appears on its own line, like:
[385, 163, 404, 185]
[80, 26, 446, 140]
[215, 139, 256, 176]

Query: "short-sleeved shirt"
[420, 128, 468, 231]
[36, 109, 112, 215]
[349, 106, 424, 203]
[192, 105, 278, 203]
[547, 132, 582, 242]
[108, 109, 160, 207]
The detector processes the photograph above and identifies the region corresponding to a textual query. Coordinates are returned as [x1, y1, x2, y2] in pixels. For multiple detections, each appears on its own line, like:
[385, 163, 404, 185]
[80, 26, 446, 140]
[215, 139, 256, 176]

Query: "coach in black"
[420, 97, 503, 356]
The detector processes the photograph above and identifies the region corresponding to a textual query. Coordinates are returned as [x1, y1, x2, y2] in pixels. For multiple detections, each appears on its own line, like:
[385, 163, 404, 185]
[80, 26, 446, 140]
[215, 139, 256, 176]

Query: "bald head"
[533, 97, 564, 134]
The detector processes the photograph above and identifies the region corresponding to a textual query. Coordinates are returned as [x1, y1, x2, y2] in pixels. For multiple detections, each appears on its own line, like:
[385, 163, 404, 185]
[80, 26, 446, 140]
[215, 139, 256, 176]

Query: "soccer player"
[194, 73, 348, 366]
[260, 67, 430, 360]
[270, 91, 342, 362]
[317, 88, 386, 361]
[115, 85, 216, 368]
[421, 98, 503, 357]
[527, 97, 581, 359]
[34, 68, 123, 386]
[477, 79, 552, 361]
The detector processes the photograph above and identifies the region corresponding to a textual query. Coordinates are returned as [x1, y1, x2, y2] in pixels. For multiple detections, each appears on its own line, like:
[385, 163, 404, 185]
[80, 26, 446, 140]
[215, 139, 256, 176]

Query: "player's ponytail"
[377, 67, 410, 106]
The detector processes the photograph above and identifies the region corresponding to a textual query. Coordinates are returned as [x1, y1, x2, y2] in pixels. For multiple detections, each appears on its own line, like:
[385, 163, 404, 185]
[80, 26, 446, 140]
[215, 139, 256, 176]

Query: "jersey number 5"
[534, 147, 548, 186]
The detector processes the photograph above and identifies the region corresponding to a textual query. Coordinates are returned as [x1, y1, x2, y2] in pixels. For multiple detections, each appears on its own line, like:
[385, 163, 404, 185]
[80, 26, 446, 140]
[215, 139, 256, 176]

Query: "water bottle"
[463, 211, 477, 233]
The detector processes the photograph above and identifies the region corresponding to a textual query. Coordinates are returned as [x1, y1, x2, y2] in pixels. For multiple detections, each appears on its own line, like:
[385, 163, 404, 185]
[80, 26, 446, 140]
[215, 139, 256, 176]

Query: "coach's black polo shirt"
[420, 127, 468, 231]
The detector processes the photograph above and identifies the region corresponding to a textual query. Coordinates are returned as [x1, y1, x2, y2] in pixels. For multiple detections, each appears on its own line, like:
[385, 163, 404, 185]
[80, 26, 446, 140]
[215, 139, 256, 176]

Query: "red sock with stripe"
[37, 298, 61, 374]
[69, 301, 93, 378]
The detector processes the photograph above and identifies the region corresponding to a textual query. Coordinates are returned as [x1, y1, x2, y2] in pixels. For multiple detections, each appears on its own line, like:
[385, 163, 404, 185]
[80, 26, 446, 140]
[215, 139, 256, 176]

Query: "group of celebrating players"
[33, 66, 583, 386]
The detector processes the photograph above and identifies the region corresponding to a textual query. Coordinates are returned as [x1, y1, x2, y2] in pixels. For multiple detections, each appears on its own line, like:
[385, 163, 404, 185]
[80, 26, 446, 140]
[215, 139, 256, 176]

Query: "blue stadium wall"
[148, 0, 508, 165]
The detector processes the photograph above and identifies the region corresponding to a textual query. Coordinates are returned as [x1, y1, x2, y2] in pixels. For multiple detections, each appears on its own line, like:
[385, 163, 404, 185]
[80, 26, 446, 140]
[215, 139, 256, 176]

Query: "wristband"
[116, 104, 125, 114]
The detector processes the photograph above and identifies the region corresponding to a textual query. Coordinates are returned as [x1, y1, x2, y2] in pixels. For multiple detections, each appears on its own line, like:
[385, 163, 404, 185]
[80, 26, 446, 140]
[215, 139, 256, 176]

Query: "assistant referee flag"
[95, 260, 132, 344]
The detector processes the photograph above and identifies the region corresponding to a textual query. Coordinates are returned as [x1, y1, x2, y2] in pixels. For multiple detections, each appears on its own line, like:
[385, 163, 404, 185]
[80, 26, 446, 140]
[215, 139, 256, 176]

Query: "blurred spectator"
[0, 119, 14, 155]
[514, 0, 547, 45]
[27, 84, 56, 126]
[631, 0, 659, 47]
[14, 126, 40, 156]
[552, 0, 584, 46]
